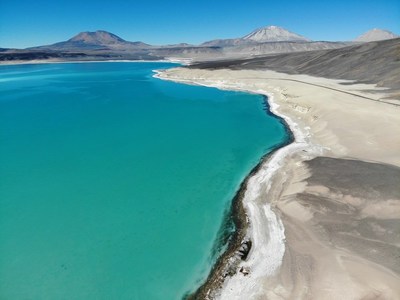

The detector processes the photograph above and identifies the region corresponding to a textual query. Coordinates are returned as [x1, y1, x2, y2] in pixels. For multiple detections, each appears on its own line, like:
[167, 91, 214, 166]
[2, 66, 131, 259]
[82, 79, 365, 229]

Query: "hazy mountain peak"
[33, 30, 152, 51]
[69, 30, 126, 45]
[243, 25, 311, 42]
[355, 28, 399, 42]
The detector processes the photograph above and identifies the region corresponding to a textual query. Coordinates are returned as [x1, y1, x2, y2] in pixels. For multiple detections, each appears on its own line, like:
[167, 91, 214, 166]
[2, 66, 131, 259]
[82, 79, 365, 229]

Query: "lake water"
[0, 62, 288, 299]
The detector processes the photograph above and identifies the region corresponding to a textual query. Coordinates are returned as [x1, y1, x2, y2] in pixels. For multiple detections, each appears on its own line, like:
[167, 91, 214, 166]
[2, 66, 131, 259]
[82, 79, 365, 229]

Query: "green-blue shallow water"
[0, 62, 288, 299]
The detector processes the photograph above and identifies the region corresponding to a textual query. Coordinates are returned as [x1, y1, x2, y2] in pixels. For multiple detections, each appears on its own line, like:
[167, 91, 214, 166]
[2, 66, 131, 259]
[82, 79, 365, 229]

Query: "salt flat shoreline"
[155, 68, 400, 299]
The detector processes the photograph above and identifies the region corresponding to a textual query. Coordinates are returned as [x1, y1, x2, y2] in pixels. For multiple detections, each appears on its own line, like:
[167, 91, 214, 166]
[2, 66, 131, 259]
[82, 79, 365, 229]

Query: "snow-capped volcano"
[242, 25, 310, 42]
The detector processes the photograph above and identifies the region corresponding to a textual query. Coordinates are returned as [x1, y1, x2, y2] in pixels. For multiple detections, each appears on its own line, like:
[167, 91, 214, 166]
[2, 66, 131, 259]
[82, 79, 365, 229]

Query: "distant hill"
[33, 30, 151, 51]
[355, 29, 399, 42]
[201, 38, 252, 47]
[202, 25, 311, 47]
[69, 30, 126, 45]
[222, 41, 349, 57]
[243, 25, 310, 42]
[189, 38, 400, 99]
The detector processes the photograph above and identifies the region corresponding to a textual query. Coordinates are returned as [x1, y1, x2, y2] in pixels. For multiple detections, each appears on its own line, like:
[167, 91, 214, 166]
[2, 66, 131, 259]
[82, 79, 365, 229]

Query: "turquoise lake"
[0, 62, 288, 299]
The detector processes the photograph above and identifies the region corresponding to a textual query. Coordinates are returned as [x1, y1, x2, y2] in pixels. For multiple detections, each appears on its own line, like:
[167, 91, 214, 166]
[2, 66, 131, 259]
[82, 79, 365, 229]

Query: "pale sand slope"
[158, 68, 400, 299]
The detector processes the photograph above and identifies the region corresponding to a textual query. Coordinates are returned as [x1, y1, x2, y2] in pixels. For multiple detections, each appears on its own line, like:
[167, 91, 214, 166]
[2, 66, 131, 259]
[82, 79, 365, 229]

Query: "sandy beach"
[156, 68, 400, 299]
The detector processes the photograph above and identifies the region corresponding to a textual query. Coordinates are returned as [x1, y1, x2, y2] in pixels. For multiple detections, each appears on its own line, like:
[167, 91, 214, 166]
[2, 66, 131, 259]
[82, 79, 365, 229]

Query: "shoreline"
[155, 68, 400, 299]
[185, 96, 295, 299]
[154, 69, 322, 298]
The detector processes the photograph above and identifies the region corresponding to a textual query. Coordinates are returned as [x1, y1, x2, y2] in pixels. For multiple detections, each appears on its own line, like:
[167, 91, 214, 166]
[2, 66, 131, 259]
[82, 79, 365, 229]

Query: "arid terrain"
[157, 41, 400, 298]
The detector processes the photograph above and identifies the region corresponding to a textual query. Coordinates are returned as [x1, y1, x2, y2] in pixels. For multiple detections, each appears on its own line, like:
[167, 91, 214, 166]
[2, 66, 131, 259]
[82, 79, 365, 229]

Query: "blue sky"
[0, 0, 399, 48]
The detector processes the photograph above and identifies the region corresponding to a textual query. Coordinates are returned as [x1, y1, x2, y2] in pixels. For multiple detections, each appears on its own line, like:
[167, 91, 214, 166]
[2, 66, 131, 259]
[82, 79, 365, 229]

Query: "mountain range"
[191, 37, 400, 100]
[1, 26, 398, 63]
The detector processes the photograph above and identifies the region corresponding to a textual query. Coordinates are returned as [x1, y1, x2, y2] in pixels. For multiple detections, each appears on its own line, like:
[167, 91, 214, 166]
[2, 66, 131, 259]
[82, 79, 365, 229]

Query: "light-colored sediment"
[156, 68, 400, 299]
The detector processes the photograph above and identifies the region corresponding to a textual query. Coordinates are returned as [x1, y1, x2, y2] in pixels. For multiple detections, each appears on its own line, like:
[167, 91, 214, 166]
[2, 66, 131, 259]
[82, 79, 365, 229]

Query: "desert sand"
[156, 68, 400, 299]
